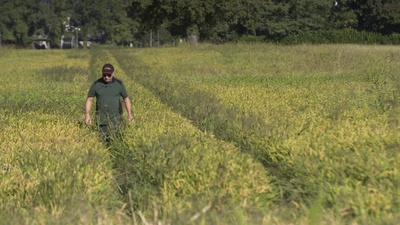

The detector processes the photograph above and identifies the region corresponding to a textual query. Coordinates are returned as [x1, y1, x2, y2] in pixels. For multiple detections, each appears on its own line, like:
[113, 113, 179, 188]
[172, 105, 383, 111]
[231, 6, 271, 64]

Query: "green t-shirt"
[87, 77, 128, 125]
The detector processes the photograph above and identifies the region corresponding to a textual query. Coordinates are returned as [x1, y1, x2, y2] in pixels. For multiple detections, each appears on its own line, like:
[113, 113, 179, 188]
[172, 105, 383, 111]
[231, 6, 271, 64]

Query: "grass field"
[0, 44, 399, 224]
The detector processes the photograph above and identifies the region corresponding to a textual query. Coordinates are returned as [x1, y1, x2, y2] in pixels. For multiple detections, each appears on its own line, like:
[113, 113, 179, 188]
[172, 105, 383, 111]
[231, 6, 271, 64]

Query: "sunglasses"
[103, 73, 112, 77]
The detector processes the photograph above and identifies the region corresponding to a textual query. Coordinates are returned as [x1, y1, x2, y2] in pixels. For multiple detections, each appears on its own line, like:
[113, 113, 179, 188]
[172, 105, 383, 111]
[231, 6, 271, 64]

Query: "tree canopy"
[0, 0, 399, 47]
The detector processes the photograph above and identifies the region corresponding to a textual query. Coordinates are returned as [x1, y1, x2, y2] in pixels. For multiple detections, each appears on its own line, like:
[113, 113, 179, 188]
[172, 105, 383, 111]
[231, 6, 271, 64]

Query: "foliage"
[0, 0, 30, 46]
[281, 28, 400, 45]
[334, 0, 400, 34]
[264, 0, 332, 40]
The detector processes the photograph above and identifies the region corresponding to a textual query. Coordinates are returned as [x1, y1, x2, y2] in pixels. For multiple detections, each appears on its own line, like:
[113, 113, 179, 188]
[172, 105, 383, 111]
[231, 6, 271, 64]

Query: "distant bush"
[280, 29, 400, 45]
[237, 35, 266, 43]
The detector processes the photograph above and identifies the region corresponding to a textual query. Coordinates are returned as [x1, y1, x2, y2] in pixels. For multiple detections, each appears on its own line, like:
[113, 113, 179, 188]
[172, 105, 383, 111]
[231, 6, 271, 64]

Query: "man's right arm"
[85, 97, 94, 125]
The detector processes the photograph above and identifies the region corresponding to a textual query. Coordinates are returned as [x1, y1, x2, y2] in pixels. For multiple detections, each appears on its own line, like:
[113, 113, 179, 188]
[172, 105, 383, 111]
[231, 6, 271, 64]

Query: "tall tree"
[339, 0, 400, 34]
[264, 0, 332, 39]
[288, 0, 331, 29]
[73, 0, 136, 46]
[127, 0, 271, 42]
[25, 0, 74, 48]
[381, 0, 400, 33]
[0, 0, 30, 46]
[106, 0, 137, 45]
[73, 0, 107, 46]
[233, 0, 270, 36]
[329, 0, 358, 29]
[48, 0, 75, 47]
[343, 0, 386, 32]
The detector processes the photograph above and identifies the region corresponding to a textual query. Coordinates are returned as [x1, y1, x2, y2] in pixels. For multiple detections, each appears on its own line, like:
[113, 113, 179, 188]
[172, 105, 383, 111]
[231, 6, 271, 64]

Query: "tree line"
[1, 0, 400, 48]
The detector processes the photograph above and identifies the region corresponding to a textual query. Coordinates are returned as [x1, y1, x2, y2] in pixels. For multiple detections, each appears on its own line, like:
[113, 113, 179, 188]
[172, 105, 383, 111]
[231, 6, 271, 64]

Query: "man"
[85, 63, 134, 141]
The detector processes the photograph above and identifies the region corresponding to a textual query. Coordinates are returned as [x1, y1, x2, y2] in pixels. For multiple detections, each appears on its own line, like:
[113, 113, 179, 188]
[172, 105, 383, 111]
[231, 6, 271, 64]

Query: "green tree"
[26, 0, 74, 48]
[128, 0, 271, 43]
[343, 0, 386, 32]
[0, 0, 30, 46]
[73, 0, 136, 47]
[0, 0, 75, 47]
[329, 0, 358, 29]
[233, 0, 270, 36]
[106, 0, 138, 46]
[381, 0, 400, 33]
[48, 0, 75, 47]
[73, 0, 106, 47]
[264, 0, 332, 40]
[339, 0, 400, 34]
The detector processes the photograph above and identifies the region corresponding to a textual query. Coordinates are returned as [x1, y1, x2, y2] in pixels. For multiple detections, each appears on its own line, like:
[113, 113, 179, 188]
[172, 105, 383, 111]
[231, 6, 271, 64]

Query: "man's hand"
[85, 97, 94, 126]
[85, 115, 91, 126]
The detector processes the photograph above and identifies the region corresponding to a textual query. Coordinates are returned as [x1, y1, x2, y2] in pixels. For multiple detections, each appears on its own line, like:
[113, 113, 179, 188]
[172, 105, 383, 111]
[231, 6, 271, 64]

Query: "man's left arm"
[123, 97, 134, 122]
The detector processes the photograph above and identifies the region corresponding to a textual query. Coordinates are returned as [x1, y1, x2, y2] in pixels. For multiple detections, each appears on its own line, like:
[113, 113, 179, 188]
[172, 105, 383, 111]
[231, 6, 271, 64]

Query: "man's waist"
[96, 111, 122, 116]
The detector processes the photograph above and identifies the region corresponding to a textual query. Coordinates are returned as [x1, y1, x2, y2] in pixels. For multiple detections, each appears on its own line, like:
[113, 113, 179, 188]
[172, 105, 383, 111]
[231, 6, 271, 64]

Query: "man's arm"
[85, 97, 94, 125]
[123, 97, 134, 121]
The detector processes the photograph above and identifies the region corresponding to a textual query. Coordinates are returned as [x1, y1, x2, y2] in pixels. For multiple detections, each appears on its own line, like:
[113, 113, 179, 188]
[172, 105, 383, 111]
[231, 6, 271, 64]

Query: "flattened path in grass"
[109, 49, 293, 201]
[87, 49, 276, 220]
[109, 46, 400, 222]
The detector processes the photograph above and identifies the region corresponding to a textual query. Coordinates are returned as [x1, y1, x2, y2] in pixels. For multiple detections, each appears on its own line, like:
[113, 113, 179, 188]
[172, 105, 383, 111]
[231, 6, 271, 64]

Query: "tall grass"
[0, 44, 399, 224]
[93, 50, 276, 224]
[112, 43, 400, 224]
[0, 50, 129, 224]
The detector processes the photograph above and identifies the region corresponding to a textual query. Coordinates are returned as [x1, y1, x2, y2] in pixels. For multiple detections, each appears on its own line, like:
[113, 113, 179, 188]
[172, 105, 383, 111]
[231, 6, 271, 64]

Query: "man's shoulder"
[113, 78, 124, 85]
[92, 78, 103, 85]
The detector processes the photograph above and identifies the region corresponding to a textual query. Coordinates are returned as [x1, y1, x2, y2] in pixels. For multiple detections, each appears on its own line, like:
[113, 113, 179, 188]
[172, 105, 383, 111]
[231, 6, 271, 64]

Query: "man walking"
[85, 63, 134, 142]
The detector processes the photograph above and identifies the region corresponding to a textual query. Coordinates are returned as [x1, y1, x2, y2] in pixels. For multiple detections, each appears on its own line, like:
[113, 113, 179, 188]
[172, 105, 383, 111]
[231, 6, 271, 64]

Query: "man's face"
[102, 72, 114, 83]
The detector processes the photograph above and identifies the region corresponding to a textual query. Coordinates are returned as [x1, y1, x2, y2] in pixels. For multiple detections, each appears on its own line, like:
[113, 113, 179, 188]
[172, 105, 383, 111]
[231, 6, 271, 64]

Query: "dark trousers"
[99, 116, 122, 143]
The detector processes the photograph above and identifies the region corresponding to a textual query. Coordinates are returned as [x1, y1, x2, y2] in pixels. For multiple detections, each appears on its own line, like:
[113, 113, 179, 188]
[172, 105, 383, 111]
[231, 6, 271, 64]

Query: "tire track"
[111, 49, 303, 203]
